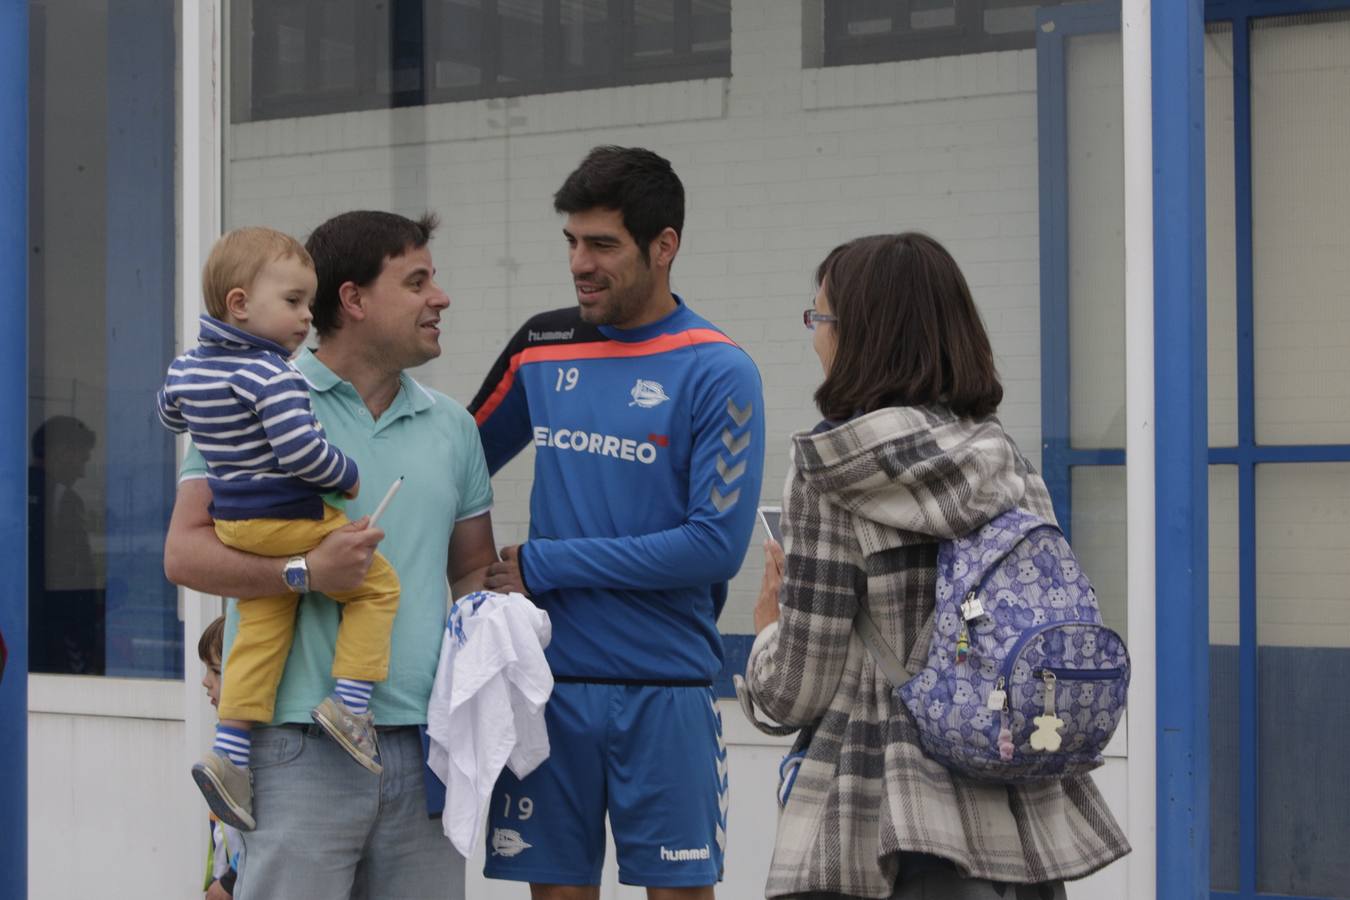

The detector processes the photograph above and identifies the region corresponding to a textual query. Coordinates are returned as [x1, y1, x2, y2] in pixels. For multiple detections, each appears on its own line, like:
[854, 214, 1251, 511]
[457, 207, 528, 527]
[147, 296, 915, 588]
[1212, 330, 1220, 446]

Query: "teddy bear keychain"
[1029, 670, 1065, 752]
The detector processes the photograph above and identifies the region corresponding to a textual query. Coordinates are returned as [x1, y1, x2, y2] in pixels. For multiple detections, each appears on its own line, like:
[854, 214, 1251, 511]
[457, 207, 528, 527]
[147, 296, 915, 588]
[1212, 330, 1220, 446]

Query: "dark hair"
[553, 146, 683, 263]
[198, 614, 226, 665]
[31, 415, 95, 460]
[305, 211, 440, 337]
[813, 232, 1003, 420]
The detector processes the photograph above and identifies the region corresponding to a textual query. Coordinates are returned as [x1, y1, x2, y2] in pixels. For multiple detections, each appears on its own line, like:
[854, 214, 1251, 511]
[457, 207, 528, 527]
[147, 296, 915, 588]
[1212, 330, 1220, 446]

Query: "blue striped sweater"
[156, 315, 358, 520]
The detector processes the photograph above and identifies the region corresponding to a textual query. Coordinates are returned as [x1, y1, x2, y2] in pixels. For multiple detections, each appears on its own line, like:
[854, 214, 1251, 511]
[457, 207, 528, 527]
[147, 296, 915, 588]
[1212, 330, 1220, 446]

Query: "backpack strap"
[854, 600, 911, 688]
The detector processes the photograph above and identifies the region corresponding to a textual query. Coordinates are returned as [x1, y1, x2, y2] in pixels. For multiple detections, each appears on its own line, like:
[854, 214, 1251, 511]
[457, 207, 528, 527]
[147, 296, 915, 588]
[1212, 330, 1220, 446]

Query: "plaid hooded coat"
[738, 407, 1129, 898]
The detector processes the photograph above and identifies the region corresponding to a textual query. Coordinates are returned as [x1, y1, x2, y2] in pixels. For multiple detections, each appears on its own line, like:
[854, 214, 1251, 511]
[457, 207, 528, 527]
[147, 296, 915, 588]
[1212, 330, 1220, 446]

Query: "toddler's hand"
[344, 479, 360, 500]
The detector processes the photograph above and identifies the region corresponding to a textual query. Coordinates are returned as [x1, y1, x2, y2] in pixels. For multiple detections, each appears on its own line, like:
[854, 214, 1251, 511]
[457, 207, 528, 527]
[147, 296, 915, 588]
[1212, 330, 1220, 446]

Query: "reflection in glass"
[1208, 465, 1239, 892]
[1067, 467, 1126, 639]
[1065, 31, 1125, 451]
[316, 0, 358, 92]
[27, 0, 181, 679]
[562, 1, 608, 76]
[1252, 13, 1350, 445]
[27, 416, 103, 674]
[690, 0, 730, 54]
[498, 2, 545, 87]
[630, 0, 676, 61]
[429, 0, 484, 91]
[1256, 462, 1350, 896]
[1205, 24, 1238, 448]
[237, 0, 731, 118]
[1063, 26, 1239, 451]
[822, 0, 1072, 66]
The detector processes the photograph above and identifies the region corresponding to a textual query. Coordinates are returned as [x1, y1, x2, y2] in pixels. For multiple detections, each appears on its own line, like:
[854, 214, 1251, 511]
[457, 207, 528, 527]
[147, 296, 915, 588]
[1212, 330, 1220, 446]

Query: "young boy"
[158, 227, 399, 832]
[198, 616, 241, 899]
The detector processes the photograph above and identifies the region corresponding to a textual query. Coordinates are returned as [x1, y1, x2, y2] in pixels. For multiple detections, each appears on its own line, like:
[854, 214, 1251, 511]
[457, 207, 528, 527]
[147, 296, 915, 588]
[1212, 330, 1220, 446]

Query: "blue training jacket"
[469, 300, 765, 683]
[156, 315, 358, 520]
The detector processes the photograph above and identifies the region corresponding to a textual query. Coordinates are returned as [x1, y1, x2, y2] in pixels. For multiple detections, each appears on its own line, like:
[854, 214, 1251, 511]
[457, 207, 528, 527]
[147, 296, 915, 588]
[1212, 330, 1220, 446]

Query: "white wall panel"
[1256, 462, 1350, 648]
[28, 712, 196, 900]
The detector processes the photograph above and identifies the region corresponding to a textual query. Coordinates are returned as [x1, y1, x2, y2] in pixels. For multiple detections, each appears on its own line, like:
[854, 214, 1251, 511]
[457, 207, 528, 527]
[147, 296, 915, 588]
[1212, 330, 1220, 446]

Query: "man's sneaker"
[311, 695, 383, 773]
[191, 750, 256, 831]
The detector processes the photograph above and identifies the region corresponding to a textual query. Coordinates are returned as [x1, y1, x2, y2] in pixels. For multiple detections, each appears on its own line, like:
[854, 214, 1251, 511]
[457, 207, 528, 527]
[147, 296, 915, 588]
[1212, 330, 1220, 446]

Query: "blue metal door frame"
[0, 4, 28, 898]
[1151, 4, 1211, 900]
[1038, 2, 1350, 898]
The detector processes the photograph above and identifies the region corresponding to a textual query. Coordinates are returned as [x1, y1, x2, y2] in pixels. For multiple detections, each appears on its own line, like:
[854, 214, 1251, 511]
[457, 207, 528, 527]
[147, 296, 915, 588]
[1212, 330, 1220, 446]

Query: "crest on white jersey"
[629, 379, 670, 408]
[491, 828, 532, 857]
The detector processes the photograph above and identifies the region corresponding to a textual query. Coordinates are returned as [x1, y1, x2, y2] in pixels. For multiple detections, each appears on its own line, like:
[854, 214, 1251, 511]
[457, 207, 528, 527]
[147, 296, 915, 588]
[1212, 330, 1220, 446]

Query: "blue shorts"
[483, 682, 727, 888]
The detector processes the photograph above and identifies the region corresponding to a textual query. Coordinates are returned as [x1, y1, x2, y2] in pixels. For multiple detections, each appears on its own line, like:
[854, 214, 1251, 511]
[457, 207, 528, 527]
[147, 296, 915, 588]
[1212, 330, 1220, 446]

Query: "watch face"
[285, 560, 307, 591]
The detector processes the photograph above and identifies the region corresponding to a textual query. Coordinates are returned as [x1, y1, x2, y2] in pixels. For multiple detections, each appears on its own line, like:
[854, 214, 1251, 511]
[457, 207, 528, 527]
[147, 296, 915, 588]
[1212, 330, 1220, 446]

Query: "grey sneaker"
[191, 750, 256, 831]
[311, 695, 383, 773]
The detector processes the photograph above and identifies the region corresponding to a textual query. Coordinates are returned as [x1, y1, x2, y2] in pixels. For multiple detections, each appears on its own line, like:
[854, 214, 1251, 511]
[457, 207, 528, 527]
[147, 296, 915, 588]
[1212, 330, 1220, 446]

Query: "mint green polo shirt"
[180, 349, 493, 725]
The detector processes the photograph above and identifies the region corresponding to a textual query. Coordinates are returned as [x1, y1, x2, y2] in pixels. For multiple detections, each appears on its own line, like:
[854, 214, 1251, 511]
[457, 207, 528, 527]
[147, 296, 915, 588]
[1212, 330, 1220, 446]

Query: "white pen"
[367, 476, 404, 528]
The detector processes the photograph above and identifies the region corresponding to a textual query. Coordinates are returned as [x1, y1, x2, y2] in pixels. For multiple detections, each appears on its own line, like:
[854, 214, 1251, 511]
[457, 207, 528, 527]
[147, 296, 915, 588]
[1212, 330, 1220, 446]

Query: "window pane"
[1067, 466, 1126, 638]
[911, 1, 957, 32]
[624, 1, 730, 71]
[838, 1, 903, 38]
[1208, 465, 1239, 891]
[235, 0, 729, 119]
[1065, 26, 1239, 450]
[371, 0, 425, 99]
[984, 3, 1040, 37]
[1066, 32, 1124, 450]
[1256, 462, 1350, 896]
[820, 0, 1070, 67]
[316, 1, 358, 93]
[1251, 13, 1350, 445]
[27, 0, 181, 678]
[1205, 25, 1237, 447]
[1071, 462, 1241, 896]
[267, 3, 308, 98]
[1255, 462, 1350, 646]
[630, 0, 677, 62]
[690, 0, 730, 54]
[429, 0, 485, 91]
[497, 2, 546, 88]
[561, 0, 609, 78]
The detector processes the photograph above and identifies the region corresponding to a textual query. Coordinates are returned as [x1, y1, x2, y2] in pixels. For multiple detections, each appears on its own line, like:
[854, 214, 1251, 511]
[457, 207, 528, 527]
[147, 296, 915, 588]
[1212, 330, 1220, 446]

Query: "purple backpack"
[857, 508, 1130, 783]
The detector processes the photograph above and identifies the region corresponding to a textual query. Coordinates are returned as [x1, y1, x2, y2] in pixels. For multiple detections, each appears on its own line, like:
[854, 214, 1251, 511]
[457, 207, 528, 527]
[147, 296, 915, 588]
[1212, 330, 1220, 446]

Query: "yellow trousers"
[213, 504, 399, 723]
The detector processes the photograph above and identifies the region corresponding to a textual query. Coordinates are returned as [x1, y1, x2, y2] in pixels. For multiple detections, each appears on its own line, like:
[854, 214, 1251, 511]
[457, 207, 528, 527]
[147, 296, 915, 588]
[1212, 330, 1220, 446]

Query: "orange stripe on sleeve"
[472, 357, 521, 426]
[474, 329, 737, 426]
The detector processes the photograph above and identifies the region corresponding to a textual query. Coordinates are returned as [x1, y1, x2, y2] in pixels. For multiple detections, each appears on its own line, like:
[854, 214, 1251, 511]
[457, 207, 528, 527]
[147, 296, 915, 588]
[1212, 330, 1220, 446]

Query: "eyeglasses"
[802, 308, 837, 331]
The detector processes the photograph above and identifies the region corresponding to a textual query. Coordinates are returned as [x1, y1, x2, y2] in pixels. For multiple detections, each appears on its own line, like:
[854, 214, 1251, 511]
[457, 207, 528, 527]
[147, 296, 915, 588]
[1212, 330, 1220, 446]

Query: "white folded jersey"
[426, 590, 553, 857]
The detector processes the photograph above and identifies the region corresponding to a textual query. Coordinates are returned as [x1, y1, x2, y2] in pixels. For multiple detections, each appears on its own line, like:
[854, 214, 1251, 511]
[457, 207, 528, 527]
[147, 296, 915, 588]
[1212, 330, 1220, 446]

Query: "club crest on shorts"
[491, 827, 532, 857]
[629, 379, 670, 408]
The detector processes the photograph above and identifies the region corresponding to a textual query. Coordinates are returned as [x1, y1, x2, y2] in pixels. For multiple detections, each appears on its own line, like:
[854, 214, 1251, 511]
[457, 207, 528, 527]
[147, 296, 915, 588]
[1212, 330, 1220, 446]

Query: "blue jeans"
[236, 724, 464, 900]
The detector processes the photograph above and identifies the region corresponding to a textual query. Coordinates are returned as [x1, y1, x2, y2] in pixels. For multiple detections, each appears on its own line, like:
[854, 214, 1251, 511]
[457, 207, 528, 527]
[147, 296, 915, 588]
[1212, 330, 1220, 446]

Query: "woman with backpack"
[735, 233, 1129, 899]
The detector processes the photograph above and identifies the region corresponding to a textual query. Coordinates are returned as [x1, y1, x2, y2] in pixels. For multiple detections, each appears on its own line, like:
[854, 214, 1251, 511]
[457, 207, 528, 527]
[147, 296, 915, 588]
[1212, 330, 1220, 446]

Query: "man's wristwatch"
[283, 555, 310, 594]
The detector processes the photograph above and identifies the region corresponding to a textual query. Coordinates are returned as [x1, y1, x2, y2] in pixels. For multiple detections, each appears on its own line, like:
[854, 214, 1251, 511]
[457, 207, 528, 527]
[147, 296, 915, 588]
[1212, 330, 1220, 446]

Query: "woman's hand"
[753, 538, 785, 634]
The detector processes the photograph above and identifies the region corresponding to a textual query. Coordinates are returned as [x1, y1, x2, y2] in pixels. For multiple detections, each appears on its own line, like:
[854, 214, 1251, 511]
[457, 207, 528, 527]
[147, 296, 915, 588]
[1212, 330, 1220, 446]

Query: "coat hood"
[789, 405, 1051, 544]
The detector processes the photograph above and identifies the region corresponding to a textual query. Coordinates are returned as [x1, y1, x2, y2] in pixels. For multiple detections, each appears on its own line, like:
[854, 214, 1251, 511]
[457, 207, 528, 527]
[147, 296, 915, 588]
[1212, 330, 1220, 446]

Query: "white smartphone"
[757, 506, 783, 543]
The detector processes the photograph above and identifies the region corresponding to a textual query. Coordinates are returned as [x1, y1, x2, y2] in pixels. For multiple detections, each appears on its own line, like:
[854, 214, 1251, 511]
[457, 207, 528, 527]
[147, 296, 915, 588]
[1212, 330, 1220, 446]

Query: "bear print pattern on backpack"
[896, 508, 1130, 783]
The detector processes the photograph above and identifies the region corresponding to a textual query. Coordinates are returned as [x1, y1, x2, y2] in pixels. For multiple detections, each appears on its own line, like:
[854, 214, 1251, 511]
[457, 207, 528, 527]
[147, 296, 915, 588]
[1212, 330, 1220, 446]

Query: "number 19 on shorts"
[501, 793, 534, 821]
